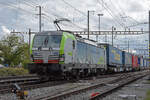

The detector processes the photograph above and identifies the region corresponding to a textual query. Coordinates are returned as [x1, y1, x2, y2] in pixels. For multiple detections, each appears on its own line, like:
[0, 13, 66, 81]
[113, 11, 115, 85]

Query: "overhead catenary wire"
[23, 0, 39, 7]
[108, 0, 129, 26]
[106, 0, 145, 29]
[0, 2, 35, 15]
[40, 8, 85, 30]
[61, 0, 87, 17]
[21, 0, 35, 8]
[14, 0, 104, 31]
[42, 8, 86, 30]
[97, 0, 143, 29]
[97, 0, 125, 28]
[61, 0, 109, 29]
[2, 0, 148, 31]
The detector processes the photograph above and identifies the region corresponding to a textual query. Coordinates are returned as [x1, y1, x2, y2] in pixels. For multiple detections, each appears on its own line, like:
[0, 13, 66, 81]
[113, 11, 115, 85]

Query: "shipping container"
[147, 60, 149, 67]
[87, 43, 107, 65]
[132, 55, 138, 68]
[145, 59, 149, 68]
[76, 41, 107, 66]
[144, 59, 147, 67]
[140, 57, 144, 68]
[122, 51, 132, 67]
[104, 44, 123, 67]
[143, 59, 145, 68]
[138, 56, 141, 66]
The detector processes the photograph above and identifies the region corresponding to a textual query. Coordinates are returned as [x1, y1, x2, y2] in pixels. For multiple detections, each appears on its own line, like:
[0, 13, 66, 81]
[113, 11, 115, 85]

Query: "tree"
[0, 34, 31, 67]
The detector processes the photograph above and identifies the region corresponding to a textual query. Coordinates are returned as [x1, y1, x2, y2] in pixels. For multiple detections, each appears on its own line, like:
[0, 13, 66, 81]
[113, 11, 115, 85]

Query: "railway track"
[0, 71, 149, 100]
[0, 75, 75, 94]
[28, 70, 149, 100]
[0, 75, 37, 80]
[90, 74, 148, 100]
[0, 72, 130, 94]
[0, 75, 39, 94]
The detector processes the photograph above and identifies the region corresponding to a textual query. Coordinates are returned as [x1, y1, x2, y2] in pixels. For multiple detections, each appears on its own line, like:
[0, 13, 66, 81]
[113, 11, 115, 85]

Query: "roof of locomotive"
[34, 31, 107, 48]
[35, 31, 63, 35]
[35, 30, 75, 35]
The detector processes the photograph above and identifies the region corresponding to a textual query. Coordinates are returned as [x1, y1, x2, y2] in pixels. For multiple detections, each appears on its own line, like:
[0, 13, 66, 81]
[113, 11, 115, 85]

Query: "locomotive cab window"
[33, 35, 62, 48]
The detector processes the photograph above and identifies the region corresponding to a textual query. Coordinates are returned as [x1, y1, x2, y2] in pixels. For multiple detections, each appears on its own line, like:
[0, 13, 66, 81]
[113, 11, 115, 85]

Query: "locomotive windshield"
[33, 35, 62, 48]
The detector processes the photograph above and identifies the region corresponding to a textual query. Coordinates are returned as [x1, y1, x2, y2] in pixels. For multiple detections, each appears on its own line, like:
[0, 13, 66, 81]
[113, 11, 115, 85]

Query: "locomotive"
[28, 31, 149, 79]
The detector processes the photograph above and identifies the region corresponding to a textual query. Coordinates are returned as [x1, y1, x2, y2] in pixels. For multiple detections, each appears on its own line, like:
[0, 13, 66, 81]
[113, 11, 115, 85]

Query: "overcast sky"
[0, 0, 149, 32]
[0, 0, 149, 55]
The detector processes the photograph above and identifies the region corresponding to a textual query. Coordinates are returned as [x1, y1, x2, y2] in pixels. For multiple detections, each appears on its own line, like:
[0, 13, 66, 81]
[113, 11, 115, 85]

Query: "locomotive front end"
[29, 31, 64, 78]
[32, 32, 62, 64]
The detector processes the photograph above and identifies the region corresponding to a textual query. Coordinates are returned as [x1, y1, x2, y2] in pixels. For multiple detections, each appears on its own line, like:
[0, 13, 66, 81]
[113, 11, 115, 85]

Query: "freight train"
[28, 31, 149, 79]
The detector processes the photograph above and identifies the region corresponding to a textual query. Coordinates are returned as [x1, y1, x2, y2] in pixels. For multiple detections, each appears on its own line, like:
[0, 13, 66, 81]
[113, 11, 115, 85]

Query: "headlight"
[59, 54, 65, 61]
[59, 57, 64, 61]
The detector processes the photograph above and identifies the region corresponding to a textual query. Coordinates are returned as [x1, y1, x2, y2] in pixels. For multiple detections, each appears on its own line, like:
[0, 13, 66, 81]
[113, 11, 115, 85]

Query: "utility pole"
[127, 41, 129, 53]
[87, 10, 94, 39]
[97, 14, 103, 42]
[87, 10, 90, 39]
[112, 26, 116, 46]
[36, 6, 42, 32]
[112, 26, 114, 46]
[29, 28, 31, 55]
[149, 11, 150, 64]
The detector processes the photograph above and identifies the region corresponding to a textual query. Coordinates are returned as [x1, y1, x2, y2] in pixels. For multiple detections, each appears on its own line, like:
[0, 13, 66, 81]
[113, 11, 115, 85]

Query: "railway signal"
[11, 83, 28, 100]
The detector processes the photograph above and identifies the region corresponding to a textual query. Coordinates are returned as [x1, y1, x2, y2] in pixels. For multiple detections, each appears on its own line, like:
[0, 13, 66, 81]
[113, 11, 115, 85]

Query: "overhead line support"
[73, 30, 147, 35]
[149, 11, 150, 62]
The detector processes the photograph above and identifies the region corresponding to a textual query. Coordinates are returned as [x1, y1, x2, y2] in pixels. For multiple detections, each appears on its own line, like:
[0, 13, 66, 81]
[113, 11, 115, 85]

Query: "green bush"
[0, 67, 29, 76]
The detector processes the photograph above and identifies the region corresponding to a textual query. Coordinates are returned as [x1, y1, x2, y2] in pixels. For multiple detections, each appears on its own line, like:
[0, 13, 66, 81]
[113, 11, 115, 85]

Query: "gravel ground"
[63, 75, 150, 100]
[0, 73, 149, 100]
[101, 75, 150, 100]
[29, 76, 118, 100]
[0, 76, 118, 100]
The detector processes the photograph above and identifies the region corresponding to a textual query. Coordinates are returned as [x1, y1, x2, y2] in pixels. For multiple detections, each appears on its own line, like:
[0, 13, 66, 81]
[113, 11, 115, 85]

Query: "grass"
[148, 80, 150, 84]
[145, 90, 150, 100]
[0, 67, 29, 76]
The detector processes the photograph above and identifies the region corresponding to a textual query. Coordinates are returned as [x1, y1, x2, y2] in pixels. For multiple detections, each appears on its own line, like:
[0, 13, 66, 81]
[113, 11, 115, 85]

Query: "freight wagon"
[122, 51, 132, 71]
[100, 44, 123, 72]
[138, 56, 141, 67]
[140, 56, 144, 70]
[143, 58, 147, 69]
[146, 59, 149, 69]
[132, 55, 138, 71]
[144, 58, 149, 69]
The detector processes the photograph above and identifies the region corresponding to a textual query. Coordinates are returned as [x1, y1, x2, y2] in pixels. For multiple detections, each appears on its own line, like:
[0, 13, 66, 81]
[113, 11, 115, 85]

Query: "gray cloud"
[127, 1, 145, 13]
